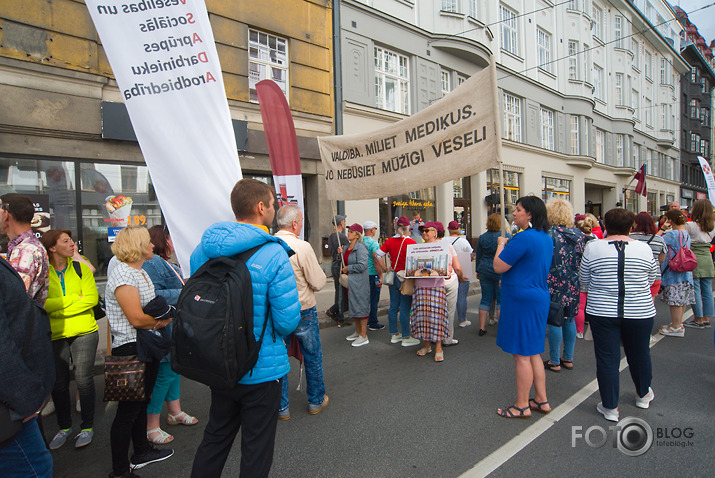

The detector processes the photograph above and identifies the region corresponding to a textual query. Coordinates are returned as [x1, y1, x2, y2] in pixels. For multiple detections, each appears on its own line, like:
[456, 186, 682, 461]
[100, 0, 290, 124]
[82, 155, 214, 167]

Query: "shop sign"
[392, 200, 434, 209]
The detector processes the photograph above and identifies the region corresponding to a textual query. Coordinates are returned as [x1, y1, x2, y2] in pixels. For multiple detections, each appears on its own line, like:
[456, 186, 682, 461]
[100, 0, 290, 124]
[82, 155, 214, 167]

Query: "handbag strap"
[162, 258, 185, 286]
[389, 238, 406, 272]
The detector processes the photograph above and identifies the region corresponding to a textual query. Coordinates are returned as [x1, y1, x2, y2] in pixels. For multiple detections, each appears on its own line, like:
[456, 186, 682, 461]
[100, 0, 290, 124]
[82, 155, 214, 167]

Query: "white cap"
[362, 220, 378, 230]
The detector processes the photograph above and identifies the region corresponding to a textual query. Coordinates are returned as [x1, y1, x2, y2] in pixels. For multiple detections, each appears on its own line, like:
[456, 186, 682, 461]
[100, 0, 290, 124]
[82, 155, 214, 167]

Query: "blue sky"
[675, 0, 715, 43]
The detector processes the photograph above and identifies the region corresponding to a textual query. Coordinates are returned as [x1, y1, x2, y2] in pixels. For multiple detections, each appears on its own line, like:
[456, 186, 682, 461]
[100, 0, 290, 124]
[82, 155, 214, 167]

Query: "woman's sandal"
[496, 405, 531, 418]
[147, 427, 174, 444]
[529, 398, 552, 414]
[416, 346, 432, 356]
[434, 352, 444, 362]
[560, 358, 574, 370]
[543, 360, 561, 372]
[167, 411, 199, 426]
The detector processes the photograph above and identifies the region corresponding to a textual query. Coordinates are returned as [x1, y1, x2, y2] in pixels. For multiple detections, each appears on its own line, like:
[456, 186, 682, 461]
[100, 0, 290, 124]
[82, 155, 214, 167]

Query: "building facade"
[0, 0, 334, 275]
[339, 0, 689, 241]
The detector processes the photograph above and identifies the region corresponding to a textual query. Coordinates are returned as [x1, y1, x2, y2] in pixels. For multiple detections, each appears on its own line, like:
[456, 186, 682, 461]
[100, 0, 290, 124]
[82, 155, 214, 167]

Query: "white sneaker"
[41, 400, 55, 417]
[635, 388, 655, 409]
[352, 336, 369, 347]
[49, 428, 73, 450]
[459, 320, 472, 328]
[401, 337, 420, 347]
[488, 319, 498, 326]
[346, 331, 360, 341]
[390, 334, 403, 344]
[576, 332, 584, 339]
[596, 403, 619, 422]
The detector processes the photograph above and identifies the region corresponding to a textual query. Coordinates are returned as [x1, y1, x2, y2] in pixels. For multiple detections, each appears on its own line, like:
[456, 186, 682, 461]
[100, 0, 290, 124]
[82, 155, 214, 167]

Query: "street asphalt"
[45, 282, 715, 478]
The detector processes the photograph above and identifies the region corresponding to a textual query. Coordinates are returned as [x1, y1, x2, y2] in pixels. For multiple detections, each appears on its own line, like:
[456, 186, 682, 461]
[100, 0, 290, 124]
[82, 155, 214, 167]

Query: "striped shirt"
[579, 239, 658, 319]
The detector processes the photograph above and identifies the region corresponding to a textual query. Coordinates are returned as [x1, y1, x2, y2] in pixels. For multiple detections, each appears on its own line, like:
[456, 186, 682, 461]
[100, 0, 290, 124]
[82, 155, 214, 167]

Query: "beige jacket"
[275, 230, 327, 310]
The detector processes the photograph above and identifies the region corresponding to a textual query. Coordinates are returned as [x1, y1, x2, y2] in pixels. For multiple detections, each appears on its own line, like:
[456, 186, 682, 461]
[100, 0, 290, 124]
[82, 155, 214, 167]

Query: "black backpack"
[171, 244, 269, 389]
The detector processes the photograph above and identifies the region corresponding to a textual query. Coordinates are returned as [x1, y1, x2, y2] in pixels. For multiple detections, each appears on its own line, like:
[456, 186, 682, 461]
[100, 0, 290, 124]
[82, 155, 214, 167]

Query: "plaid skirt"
[410, 286, 449, 342]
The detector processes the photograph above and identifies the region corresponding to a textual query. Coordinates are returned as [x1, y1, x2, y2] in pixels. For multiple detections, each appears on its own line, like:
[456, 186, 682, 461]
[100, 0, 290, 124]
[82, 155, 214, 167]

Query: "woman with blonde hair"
[105, 227, 174, 477]
[685, 199, 715, 328]
[343, 223, 370, 346]
[544, 199, 586, 372]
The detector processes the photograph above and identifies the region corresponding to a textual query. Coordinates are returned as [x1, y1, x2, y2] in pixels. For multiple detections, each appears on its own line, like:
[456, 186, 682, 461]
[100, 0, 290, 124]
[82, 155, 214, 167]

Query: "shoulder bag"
[339, 246, 350, 288]
[383, 238, 406, 286]
[668, 232, 697, 272]
[103, 354, 147, 402]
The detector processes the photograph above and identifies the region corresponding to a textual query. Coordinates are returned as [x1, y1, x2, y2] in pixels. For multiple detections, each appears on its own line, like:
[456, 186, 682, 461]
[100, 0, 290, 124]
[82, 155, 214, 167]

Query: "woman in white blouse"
[685, 199, 715, 328]
[105, 227, 173, 478]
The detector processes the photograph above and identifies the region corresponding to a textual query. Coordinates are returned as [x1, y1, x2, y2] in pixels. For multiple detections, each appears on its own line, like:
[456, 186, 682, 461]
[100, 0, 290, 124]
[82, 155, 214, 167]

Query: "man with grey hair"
[326, 215, 349, 325]
[274, 205, 329, 419]
[362, 221, 385, 330]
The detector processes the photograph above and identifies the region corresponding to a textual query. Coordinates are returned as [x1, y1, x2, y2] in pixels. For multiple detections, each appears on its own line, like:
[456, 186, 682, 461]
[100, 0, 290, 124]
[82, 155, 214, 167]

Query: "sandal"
[167, 411, 199, 426]
[529, 398, 551, 414]
[560, 358, 574, 370]
[416, 346, 432, 356]
[434, 352, 444, 362]
[497, 405, 531, 418]
[543, 360, 561, 372]
[147, 427, 174, 444]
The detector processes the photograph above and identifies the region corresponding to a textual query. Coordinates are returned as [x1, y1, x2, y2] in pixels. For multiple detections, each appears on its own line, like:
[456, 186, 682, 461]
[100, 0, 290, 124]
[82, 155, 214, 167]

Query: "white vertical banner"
[85, 0, 241, 277]
[697, 156, 715, 205]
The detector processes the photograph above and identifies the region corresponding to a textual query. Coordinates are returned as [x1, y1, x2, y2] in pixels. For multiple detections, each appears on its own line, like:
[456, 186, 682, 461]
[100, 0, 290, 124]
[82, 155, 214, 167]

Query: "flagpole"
[489, 58, 507, 237]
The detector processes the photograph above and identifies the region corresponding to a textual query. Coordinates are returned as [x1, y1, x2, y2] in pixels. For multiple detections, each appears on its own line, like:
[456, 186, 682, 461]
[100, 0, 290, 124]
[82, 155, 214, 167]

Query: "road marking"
[460, 309, 692, 478]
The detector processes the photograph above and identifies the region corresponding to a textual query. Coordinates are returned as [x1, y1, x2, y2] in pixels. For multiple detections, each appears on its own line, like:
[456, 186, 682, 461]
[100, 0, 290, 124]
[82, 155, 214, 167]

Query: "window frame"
[374, 46, 411, 115]
[540, 107, 555, 151]
[500, 5, 519, 56]
[248, 29, 289, 103]
[537, 28, 553, 73]
[503, 91, 522, 142]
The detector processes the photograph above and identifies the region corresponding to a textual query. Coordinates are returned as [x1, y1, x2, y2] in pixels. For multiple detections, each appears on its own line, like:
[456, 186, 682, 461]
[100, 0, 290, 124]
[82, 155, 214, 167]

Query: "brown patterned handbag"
[103, 355, 146, 402]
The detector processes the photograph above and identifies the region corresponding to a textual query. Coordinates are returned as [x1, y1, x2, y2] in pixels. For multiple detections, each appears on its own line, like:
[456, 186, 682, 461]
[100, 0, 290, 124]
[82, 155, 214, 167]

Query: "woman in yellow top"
[41, 229, 99, 450]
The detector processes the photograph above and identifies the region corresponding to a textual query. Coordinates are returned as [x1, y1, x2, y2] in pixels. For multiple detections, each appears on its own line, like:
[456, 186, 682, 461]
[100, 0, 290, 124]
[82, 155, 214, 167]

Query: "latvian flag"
[634, 164, 647, 197]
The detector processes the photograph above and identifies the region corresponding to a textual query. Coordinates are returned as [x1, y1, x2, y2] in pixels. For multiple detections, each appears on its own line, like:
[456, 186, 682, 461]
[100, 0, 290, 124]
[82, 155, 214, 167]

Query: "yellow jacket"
[44, 259, 99, 341]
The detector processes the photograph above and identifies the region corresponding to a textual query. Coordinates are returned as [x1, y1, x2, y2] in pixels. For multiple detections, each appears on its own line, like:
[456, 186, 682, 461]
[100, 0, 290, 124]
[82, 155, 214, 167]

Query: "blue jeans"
[52, 330, 98, 430]
[388, 278, 413, 337]
[547, 317, 576, 364]
[457, 281, 469, 323]
[479, 277, 501, 310]
[588, 313, 653, 410]
[147, 362, 181, 415]
[0, 417, 53, 478]
[368, 275, 381, 327]
[692, 277, 714, 318]
[280, 307, 325, 411]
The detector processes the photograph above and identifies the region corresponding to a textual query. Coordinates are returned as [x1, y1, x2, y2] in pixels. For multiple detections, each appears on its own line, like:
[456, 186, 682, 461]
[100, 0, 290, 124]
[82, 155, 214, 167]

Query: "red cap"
[448, 221, 460, 230]
[347, 223, 363, 234]
[420, 221, 443, 233]
[396, 216, 410, 227]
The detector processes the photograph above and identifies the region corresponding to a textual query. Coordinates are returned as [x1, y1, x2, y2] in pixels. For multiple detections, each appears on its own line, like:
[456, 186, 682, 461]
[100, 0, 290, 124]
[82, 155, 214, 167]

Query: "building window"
[457, 74, 467, 85]
[594, 65, 604, 101]
[644, 50, 652, 79]
[249, 30, 288, 103]
[595, 129, 605, 163]
[691, 67, 697, 83]
[660, 57, 670, 85]
[645, 98, 652, 127]
[703, 140, 710, 157]
[441, 69, 451, 97]
[703, 108, 710, 126]
[703, 78, 709, 93]
[487, 169, 520, 214]
[567, 0, 579, 11]
[540, 107, 555, 151]
[500, 5, 518, 55]
[592, 4, 604, 40]
[633, 143, 640, 168]
[374, 46, 410, 114]
[616, 134, 625, 166]
[614, 16, 624, 49]
[690, 99, 699, 118]
[503, 92, 522, 142]
[691, 133, 699, 152]
[441, 0, 458, 12]
[568, 41, 579, 80]
[615, 73, 624, 105]
[537, 29, 552, 73]
[583, 43, 591, 84]
[632, 89, 639, 121]
[632, 39, 640, 69]
[542, 177, 571, 201]
[467, 0, 477, 17]
[570, 116, 580, 155]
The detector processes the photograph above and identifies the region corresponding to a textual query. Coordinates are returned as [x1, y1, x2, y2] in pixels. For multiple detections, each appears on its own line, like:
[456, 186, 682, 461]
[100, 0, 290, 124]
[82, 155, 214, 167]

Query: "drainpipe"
[332, 0, 344, 215]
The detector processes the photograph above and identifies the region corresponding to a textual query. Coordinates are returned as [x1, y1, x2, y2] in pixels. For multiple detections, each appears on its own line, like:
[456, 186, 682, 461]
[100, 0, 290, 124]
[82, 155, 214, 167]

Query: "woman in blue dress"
[494, 196, 554, 418]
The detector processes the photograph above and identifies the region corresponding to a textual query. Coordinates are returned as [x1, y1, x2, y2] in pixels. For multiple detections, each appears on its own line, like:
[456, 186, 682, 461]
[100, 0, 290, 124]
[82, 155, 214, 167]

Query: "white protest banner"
[318, 61, 500, 200]
[697, 156, 715, 205]
[404, 242, 451, 279]
[85, 0, 241, 276]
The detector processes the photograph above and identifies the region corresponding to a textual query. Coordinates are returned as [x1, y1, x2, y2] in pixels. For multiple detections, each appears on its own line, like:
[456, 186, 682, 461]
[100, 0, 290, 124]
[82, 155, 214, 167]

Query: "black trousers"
[329, 264, 347, 320]
[191, 379, 281, 478]
[109, 343, 159, 476]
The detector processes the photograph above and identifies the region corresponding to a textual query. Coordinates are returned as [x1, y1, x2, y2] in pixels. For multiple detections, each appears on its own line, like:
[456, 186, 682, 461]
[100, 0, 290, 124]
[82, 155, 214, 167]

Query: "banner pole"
[488, 57, 507, 238]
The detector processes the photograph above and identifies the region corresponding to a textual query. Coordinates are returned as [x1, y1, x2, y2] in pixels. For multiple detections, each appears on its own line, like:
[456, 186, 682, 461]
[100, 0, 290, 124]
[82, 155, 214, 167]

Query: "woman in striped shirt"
[579, 208, 659, 422]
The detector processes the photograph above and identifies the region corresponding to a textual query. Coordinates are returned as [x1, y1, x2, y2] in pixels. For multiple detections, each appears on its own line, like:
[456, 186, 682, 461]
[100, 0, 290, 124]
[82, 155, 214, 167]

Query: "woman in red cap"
[342, 224, 371, 346]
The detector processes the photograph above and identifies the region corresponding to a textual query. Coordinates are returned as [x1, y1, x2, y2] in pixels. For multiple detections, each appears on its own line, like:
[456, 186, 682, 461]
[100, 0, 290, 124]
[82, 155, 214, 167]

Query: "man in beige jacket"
[274, 205, 328, 420]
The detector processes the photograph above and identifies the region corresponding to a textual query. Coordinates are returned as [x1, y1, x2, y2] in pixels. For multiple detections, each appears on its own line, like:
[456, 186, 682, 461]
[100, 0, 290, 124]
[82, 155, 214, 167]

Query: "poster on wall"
[404, 242, 450, 279]
[27, 194, 51, 238]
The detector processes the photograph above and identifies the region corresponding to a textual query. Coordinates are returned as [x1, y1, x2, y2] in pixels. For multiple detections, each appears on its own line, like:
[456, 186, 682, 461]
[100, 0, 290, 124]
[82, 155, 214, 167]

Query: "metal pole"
[332, 0, 344, 216]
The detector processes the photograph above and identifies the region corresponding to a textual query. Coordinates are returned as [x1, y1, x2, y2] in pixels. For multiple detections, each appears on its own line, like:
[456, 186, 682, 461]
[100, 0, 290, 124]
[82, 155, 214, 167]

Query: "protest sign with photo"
[404, 242, 450, 279]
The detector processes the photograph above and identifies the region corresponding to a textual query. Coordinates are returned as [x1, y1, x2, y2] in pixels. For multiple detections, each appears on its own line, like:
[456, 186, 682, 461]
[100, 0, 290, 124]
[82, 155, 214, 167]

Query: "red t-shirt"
[379, 236, 416, 272]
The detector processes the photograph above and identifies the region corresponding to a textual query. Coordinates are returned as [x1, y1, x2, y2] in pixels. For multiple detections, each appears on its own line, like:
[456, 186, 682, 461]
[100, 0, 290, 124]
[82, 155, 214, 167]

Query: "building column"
[471, 172, 489, 237]
[436, 181, 454, 227]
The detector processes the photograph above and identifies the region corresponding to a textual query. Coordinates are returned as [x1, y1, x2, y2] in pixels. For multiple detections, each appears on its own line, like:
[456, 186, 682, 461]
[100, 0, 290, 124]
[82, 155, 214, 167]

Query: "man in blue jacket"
[189, 178, 301, 478]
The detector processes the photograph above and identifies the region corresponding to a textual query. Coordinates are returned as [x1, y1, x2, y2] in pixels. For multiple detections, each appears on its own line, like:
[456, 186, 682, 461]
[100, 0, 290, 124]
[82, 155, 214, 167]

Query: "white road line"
[460, 309, 692, 478]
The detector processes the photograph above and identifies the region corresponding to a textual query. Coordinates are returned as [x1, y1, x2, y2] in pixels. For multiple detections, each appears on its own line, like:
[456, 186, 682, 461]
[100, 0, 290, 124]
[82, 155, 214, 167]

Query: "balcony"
[656, 129, 675, 147]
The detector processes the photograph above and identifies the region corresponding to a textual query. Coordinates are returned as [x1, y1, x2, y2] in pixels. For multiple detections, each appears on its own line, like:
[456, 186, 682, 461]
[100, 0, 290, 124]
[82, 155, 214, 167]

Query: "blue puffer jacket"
[190, 222, 301, 385]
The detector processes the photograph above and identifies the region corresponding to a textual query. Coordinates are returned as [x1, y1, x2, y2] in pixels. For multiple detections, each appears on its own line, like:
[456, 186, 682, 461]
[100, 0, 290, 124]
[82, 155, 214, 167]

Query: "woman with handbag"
[543, 199, 586, 373]
[105, 227, 174, 478]
[685, 199, 715, 328]
[475, 213, 510, 335]
[141, 225, 198, 445]
[342, 224, 370, 347]
[493, 197, 553, 418]
[659, 209, 696, 338]
[579, 208, 659, 421]
[374, 216, 419, 346]
[41, 229, 100, 450]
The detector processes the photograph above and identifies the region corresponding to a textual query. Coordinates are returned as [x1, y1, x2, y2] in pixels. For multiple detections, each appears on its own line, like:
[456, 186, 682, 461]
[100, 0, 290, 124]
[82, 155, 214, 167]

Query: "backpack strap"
[72, 260, 83, 279]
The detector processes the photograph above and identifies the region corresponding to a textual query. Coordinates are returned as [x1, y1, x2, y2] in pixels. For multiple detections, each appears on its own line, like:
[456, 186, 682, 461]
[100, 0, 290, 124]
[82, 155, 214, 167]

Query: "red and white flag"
[634, 164, 647, 197]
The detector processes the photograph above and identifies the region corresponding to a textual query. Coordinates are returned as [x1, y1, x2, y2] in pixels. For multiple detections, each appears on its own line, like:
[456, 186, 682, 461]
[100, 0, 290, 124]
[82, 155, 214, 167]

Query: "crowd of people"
[2, 184, 715, 477]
